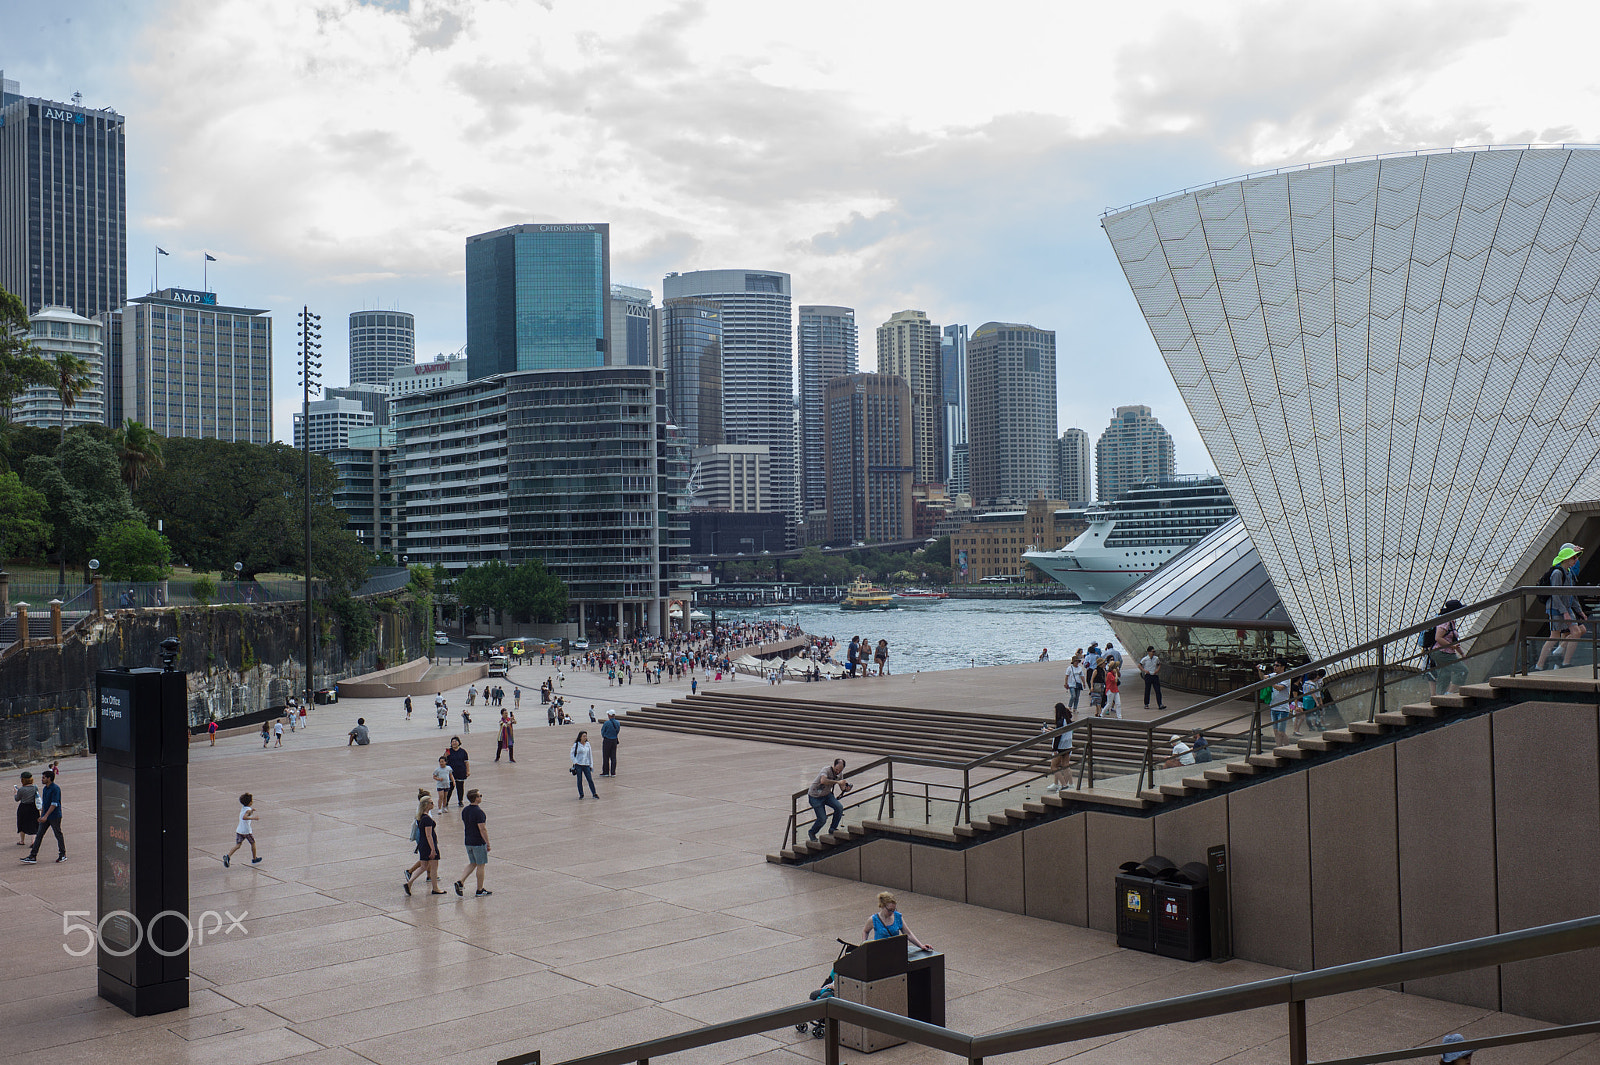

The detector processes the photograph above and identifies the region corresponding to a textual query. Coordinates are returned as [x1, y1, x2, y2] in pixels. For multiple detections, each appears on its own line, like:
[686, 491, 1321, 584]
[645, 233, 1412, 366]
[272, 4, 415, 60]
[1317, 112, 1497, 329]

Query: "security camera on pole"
[297, 308, 322, 708]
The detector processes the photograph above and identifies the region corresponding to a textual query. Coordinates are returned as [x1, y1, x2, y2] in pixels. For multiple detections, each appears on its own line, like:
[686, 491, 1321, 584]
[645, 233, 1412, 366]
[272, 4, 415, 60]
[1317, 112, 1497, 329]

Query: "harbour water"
[716, 599, 1119, 674]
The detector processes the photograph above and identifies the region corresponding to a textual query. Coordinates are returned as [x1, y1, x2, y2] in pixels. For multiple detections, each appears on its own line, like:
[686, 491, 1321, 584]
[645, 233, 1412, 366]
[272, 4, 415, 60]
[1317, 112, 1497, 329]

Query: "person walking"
[599, 710, 621, 776]
[454, 789, 492, 897]
[1138, 646, 1167, 710]
[273, 716, 284, 747]
[1088, 661, 1107, 716]
[1537, 543, 1587, 669]
[432, 755, 455, 814]
[513, 687, 521, 711]
[1045, 703, 1075, 793]
[207, 718, 218, 746]
[1103, 661, 1123, 719]
[1431, 600, 1470, 694]
[571, 731, 599, 798]
[221, 792, 260, 867]
[805, 759, 851, 842]
[404, 694, 413, 720]
[436, 696, 449, 730]
[15, 771, 38, 846]
[404, 791, 446, 895]
[875, 639, 889, 676]
[445, 737, 470, 808]
[21, 769, 64, 864]
[260, 721, 270, 748]
[1064, 653, 1085, 711]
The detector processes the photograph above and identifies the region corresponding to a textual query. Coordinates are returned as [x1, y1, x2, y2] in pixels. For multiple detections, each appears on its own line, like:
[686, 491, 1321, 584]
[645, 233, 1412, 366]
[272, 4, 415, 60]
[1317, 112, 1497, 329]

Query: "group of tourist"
[843, 635, 888, 677]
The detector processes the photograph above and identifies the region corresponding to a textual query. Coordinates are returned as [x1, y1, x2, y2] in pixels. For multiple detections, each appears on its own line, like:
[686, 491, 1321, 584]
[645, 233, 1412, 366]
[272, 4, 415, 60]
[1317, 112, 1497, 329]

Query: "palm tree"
[51, 351, 92, 447]
[114, 418, 165, 494]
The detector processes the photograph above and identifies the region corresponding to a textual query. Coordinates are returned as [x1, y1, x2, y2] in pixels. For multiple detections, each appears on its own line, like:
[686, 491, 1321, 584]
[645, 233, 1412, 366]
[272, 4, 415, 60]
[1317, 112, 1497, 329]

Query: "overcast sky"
[4, 0, 1596, 460]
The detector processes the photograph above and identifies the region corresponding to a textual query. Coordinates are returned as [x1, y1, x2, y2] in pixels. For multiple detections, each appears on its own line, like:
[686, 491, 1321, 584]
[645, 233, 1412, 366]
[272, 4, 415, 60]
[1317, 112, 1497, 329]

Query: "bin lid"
[1137, 854, 1178, 878]
[1156, 861, 1211, 886]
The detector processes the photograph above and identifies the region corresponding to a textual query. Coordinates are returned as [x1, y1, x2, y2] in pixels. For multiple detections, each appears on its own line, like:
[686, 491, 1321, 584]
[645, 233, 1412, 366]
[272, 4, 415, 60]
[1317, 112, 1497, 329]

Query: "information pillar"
[96, 655, 189, 1015]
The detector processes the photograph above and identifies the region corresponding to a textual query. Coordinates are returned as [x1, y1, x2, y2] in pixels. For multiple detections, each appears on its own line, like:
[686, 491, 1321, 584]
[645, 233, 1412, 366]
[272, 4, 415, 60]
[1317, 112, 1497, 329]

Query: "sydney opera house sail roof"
[1103, 147, 1600, 659]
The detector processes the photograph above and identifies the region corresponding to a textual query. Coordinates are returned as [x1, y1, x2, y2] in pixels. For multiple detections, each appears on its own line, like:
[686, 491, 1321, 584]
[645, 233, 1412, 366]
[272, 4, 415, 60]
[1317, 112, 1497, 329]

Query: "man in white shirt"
[1137, 646, 1167, 710]
[1164, 734, 1196, 768]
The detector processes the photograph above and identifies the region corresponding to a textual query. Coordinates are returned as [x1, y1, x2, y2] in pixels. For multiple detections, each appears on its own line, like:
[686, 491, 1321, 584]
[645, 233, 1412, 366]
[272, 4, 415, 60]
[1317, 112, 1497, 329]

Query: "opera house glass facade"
[1104, 147, 1600, 660]
[1103, 517, 1306, 694]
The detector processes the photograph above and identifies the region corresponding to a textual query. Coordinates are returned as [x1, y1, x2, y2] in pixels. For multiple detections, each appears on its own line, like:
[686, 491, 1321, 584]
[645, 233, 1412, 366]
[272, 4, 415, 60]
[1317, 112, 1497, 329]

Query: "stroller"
[795, 940, 856, 1039]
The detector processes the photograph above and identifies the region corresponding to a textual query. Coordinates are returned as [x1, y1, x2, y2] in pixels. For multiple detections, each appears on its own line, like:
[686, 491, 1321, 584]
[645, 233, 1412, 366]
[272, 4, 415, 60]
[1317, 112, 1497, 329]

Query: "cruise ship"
[1023, 477, 1236, 603]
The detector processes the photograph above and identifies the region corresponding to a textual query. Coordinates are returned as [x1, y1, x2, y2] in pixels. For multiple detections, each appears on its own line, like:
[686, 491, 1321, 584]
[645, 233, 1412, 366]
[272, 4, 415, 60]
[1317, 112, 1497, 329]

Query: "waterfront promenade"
[1, 656, 1594, 1065]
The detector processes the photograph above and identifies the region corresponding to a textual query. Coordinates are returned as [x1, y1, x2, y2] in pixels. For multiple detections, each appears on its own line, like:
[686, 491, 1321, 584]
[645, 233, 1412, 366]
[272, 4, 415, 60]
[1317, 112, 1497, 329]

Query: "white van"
[487, 655, 509, 677]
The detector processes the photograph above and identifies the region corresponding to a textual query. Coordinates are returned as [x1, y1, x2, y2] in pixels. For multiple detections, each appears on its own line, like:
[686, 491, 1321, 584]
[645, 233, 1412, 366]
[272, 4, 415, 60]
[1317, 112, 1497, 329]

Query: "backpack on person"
[1537, 564, 1564, 603]
[409, 819, 420, 844]
[1418, 624, 1437, 650]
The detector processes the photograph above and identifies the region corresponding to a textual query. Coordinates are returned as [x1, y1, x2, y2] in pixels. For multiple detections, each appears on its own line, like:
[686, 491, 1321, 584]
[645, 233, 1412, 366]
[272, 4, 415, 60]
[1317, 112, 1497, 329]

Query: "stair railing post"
[1287, 999, 1308, 1065]
[1515, 602, 1525, 675]
[1251, 704, 1262, 755]
[1374, 644, 1387, 722]
[961, 767, 971, 825]
[1079, 724, 1093, 791]
[887, 760, 896, 821]
[825, 1012, 840, 1065]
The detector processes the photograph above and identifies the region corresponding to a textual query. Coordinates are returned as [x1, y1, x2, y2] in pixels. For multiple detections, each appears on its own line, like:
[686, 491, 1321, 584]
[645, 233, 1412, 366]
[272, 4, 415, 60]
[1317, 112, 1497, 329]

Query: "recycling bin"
[1154, 861, 1212, 962]
[1115, 855, 1174, 952]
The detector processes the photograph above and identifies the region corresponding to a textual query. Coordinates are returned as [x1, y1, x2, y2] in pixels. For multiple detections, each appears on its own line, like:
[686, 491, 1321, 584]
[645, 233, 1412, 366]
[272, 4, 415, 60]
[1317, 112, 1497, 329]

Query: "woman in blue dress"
[861, 891, 932, 951]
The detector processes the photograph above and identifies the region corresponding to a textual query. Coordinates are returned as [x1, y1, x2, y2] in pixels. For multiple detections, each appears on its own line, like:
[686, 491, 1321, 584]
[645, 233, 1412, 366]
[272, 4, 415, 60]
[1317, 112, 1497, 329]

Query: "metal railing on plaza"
[497, 914, 1600, 1065]
[782, 586, 1600, 845]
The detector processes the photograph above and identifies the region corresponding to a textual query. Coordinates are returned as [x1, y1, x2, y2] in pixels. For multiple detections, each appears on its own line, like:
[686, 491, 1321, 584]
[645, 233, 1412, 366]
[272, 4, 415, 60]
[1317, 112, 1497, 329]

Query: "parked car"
[434, 630, 450, 644]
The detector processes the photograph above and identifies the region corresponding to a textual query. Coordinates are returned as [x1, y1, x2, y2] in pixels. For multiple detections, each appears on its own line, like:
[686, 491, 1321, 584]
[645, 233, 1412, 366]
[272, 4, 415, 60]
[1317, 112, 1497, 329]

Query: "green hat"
[1553, 542, 1584, 566]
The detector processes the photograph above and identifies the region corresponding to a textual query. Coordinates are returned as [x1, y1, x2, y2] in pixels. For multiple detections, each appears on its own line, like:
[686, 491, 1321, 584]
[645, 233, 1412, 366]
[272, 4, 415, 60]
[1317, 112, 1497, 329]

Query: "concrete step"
[1375, 712, 1413, 726]
[1225, 760, 1260, 776]
[1247, 754, 1288, 768]
[1138, 788, 1169, 803]
[1181, 776, 1215, 790]
[1272, 745, 1311, 760]
[1296, 737, 1336, 752]
[1429, 694, 1472, 709]
[1159, 783, 1192, 797]
[1203, 768, 1239, 783]
[1398, 702, 1440, 718]
[1349, 721, 1386, 735]
[1457, 683, 1501, 701]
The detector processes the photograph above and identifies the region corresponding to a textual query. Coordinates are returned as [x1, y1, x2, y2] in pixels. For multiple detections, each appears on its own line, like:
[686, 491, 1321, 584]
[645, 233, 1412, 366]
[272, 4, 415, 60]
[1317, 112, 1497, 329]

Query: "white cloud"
[8, 0, 1596, 467]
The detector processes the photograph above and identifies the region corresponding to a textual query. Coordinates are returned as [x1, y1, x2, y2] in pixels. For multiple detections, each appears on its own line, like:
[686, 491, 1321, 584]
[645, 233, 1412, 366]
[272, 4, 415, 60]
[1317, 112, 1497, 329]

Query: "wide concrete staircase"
[624, 689, 1256, 855]
[629, 677, 1549, 867]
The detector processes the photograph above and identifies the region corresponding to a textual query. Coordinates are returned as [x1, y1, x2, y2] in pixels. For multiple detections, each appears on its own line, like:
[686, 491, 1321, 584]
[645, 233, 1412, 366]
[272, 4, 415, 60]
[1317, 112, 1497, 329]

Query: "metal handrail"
[781, 587, 1587, 837]
[516, 914, 1600, 1065]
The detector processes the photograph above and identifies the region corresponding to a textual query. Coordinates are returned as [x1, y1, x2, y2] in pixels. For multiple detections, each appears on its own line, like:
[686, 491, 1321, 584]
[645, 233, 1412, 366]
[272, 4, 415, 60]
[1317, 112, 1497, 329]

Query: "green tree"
[133, 437, 368, 590]
[49, 351, 92, 447]
[22, 434, 145, 585]
[112, 419, 165, 493]
[0, 286, 52, 426]
[191, 573, 217, 607]
[506, 558, 568, 623]
[91, 519, 173, 582]
[0, 470, 52, 563]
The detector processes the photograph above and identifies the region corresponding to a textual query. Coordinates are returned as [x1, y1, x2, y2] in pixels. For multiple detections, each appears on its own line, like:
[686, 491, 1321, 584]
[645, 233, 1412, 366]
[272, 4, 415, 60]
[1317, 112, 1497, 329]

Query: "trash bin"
[1115, 855, 1175, 953]
[1153, 861, 1212, 962]
[314, 688, 338, 705]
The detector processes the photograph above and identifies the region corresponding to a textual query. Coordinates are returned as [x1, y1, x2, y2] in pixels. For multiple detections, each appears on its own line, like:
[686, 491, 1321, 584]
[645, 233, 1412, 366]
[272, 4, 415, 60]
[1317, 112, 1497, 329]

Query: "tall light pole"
[297, 307, 322, 707]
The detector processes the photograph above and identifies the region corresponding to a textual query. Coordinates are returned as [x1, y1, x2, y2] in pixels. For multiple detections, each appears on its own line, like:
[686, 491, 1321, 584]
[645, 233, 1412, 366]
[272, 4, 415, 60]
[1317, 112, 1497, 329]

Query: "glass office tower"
[662, 297, 723, 447]
[798, 305, 858, 511]
[465, 223, 610, 378]
[0, 79, 126, 319]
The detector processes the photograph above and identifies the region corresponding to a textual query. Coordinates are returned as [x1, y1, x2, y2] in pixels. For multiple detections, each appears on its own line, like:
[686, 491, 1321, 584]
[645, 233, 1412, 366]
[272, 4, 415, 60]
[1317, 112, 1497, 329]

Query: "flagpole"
[203, 254, 207, 293]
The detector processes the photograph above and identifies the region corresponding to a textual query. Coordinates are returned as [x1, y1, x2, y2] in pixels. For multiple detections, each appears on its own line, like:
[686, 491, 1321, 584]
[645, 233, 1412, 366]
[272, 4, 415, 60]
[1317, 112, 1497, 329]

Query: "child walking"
[223, 793, 262, 867]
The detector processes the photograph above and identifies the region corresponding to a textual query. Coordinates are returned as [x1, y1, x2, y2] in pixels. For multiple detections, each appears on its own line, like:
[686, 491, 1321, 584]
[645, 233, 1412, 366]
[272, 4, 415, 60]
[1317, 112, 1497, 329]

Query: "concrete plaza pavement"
[0, 657, 1595, 1065]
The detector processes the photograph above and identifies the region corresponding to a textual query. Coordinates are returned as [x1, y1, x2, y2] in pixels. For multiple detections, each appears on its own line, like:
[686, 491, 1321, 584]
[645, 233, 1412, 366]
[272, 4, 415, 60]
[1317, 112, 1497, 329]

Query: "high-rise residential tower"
[798, 305, 858, 511]
[609, 284, 657, 367]
[824, 373, 914, 544]
[941, 324, 968, 486]
[0, 76, 126, 318]
[662, 270, 795, 526]
[966, 322, 1057, 507]
[876, 309, 944, 488]
[1095, 405, 1174, 501]
[465, 222, 610, 378]
[10, 305, 105, 429]
[122, 288, 272, 443]
[1057, 428, 1092, 503]
[661, 297, 722, 447]
[348, 309, 415, 386]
